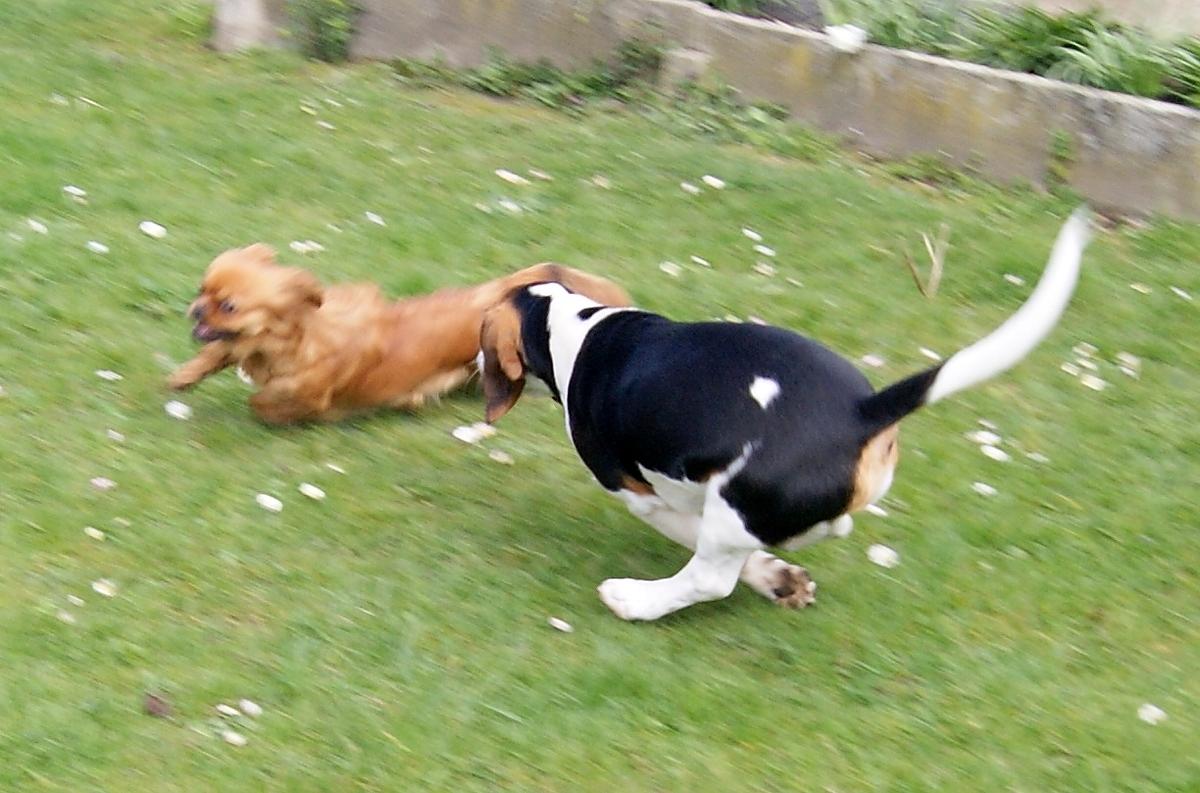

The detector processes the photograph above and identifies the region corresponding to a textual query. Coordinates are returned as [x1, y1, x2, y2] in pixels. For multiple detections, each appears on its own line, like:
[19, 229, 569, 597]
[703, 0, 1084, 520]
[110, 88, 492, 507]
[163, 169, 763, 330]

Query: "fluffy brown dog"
[168, 244, 629, 424]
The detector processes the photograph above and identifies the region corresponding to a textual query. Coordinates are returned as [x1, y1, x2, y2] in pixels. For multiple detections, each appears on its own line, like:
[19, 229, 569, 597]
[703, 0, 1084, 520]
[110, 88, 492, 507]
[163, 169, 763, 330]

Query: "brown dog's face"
[186, 244, 324, 343]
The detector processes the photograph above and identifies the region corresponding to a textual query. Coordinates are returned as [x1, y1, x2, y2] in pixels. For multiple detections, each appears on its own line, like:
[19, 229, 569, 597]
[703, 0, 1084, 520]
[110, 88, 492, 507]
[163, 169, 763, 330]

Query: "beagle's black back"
[568, 311, 903, 545]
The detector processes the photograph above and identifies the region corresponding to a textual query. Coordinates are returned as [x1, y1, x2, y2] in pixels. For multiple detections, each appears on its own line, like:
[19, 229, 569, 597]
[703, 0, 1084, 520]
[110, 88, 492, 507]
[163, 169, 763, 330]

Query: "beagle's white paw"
[598, 578, 669, 621]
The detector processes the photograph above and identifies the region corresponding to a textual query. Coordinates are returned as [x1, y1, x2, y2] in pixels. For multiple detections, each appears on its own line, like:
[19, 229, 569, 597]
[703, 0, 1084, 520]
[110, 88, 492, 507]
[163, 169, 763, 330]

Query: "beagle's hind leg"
[617, 490, 816, 612]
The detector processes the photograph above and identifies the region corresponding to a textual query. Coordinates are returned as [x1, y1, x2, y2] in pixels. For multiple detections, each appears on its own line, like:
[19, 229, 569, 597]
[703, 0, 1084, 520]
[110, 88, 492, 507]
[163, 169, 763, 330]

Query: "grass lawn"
[2, 1, 1198, 790]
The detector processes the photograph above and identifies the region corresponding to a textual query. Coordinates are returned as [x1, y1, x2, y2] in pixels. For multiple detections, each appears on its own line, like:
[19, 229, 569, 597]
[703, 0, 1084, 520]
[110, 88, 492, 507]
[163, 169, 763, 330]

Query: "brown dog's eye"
[218, 299, 236, 313]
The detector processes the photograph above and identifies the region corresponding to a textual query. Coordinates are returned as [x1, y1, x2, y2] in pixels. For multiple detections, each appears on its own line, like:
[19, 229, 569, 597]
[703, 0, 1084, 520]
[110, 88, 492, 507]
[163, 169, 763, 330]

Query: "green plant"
[392, 43, 835, 161]
[649, 82, 836, 160]
[818, 1, 1200, 109]
[419, 41, 663, 112]
[702, 0, 775, 14]
[1165, 37, 1200, 106]
[820, 0, 966, 56]
[164, 0, 213, 43]
[1048, 24, 1170, 98]
[882, 153, 972, 188]
[955, 7, 1102, 75]
[289, 0, 360, 63]
[1046, 129, 1075, 190]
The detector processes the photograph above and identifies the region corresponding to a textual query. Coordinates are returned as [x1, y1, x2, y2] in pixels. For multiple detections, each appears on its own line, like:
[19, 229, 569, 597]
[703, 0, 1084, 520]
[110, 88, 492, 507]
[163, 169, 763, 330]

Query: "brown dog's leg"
[168, 344, 232, 390]
[249, 380, 335, 425]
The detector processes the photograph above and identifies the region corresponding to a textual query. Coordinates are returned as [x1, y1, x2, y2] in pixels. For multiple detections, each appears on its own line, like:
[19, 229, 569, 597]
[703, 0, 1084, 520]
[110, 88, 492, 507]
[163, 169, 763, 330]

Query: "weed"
[1165, 37, 1200, 106]
[1046, 129, 1074, 191]
[289, 0, 361, 63]
[819, 1, 1200, 109]
[882, 153, 973, 189]
[393, 44, 836, 162]
[399, 40, 662, 113]
[702, 0, 784, 15]
[819, 0, 966, 57]
[1048, 24, 1170, 98]
[164, 0, 213, 43]
[649, 82, 836, 160]
[955, 7, 1102, 75]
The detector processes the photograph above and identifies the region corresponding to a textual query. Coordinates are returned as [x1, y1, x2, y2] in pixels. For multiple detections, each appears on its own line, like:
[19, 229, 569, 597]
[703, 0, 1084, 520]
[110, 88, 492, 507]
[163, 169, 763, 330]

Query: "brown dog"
[168, 244, 629, 424]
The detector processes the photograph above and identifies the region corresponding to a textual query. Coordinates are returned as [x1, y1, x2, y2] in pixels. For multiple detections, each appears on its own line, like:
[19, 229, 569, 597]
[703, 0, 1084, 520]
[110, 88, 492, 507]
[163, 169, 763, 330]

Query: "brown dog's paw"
[766, 562, 817, 609]
[166, 370, 197, 390]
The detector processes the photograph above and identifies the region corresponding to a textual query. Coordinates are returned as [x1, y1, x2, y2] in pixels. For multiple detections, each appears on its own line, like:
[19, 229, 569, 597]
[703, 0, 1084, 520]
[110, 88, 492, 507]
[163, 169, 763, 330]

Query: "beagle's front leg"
[598, 481, 765, 621]
[168, 343, 233, 390]
[619, 491, 816, 610]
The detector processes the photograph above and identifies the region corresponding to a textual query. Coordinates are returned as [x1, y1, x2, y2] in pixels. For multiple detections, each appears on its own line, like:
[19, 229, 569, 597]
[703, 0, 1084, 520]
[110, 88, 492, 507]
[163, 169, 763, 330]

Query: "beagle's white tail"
[860, 207, 1092, 431]
[926, 206, 1092, 403]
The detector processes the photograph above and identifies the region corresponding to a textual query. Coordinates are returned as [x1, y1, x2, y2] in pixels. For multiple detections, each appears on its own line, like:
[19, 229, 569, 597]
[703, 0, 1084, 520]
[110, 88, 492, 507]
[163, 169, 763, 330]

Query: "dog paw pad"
[768, 564, 816, 608]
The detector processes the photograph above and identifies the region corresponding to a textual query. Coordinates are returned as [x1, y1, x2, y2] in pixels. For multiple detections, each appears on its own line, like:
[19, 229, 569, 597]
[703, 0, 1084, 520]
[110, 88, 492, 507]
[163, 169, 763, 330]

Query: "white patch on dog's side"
[748, 376, 780, 409]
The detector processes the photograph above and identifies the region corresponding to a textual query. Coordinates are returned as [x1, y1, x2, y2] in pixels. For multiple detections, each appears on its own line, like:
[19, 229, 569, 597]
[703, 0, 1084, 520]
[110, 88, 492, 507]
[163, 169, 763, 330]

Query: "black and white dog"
[481, 209, 1091, 621]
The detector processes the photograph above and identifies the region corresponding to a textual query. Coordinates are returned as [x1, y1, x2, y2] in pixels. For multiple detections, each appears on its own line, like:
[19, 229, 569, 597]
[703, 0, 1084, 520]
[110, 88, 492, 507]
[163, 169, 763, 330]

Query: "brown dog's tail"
[858, 207, 1092, 437]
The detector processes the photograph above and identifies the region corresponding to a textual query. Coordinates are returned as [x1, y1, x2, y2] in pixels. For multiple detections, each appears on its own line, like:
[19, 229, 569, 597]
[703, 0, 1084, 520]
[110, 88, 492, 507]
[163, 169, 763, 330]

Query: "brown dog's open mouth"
[192, 323, 237, 343]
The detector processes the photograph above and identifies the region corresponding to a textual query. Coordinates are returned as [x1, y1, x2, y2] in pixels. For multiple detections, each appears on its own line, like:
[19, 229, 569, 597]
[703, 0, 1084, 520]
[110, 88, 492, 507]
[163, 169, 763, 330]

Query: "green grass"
[2, 1, 1199, 790]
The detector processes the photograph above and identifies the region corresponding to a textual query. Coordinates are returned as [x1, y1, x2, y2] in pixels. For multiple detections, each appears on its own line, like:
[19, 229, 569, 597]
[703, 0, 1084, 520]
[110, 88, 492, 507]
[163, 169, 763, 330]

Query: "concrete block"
[212, 0, 286, 52]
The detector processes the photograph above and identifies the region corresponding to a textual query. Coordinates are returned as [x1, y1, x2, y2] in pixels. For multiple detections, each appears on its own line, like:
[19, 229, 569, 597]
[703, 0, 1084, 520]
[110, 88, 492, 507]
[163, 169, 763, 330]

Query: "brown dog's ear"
[283, 267, 324, 309]
[241, 243, 277, 265]
[480, 302, 526, 423]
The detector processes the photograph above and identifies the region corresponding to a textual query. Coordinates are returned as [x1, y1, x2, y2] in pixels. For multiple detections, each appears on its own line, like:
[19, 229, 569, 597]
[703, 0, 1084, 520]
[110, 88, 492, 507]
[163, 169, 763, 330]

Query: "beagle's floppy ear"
[480, 302, 526, 423]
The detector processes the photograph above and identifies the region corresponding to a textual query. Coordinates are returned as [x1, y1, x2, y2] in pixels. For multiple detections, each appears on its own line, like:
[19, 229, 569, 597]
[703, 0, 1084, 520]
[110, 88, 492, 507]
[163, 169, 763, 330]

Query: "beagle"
[481, 209, 1092, 621]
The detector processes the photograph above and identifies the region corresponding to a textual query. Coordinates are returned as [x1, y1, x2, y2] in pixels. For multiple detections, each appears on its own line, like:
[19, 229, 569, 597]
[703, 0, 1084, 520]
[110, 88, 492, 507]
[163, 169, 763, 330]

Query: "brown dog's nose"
[190, 305, 205, 321]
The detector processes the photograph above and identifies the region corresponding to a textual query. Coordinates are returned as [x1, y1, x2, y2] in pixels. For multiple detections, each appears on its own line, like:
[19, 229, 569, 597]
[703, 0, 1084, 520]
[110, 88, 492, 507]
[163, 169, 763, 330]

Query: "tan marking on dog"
[618, 475, 655, 496]
[848, 424, 900, 513]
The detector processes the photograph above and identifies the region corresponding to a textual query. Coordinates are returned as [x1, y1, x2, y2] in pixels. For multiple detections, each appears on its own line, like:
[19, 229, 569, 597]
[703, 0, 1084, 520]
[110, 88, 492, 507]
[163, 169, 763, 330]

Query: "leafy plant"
[289, 0, 361, 63]
[392, 42, 835, 161]
[817, 0, 1200, 109]
[702, 0, 776, 14]
[1047, 24, 1170, 98]
[1046, 129, 1075, 191]
[165, 0, 213, 43]
[1165, 37, 1200, 106]
[819, 0, 965, 56]
[955, 7, 1102, 75]
[882, 153, 972, 188]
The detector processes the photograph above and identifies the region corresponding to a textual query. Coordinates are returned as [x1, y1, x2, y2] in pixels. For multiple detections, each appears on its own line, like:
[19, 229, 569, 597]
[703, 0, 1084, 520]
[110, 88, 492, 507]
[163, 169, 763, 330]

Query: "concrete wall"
[353, 0, 625, 65]
[213, 0, 1200, 220]
[636, 0, 1200, 220]
[211, 0, 287, 52]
